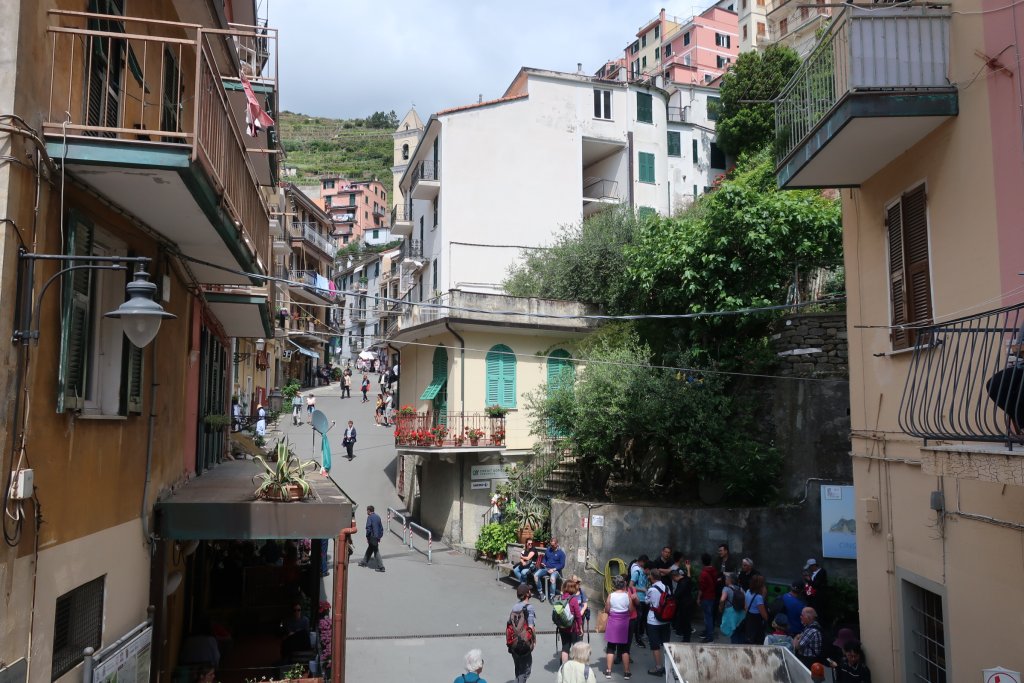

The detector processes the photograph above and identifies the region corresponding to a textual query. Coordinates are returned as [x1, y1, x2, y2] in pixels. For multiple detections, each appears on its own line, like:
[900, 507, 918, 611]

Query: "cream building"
[764, 0, 832, 57]
[776, 3, 1024, 680]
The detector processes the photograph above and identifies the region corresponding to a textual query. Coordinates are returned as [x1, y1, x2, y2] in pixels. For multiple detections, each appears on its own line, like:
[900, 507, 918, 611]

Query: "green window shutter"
[432, 345, 447, 381]
[546, 349, 574, 393]
[486, 344, 516, 408]
[123, 341, 143, 414]
[58, 211, 94, 412]
[638, 152, 655, 183]
[667, 131, 681, 157]
[637, 93, 653, 123]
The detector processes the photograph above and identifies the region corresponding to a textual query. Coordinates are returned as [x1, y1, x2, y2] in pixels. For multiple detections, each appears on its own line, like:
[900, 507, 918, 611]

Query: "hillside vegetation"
[279, 110, 397, 195]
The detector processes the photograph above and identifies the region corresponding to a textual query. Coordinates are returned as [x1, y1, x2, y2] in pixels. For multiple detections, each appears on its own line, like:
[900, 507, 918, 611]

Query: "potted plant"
[398, 405, 417, 417]
[429, 424, 448, 446]
[203, 413, 231, 432]
[465, 426, 485, 446]
[452, 433, 465, 447]
[491, 427, 506, 446]
[474, 519, 517, 559]
[252, 438, 317, 501]
[485, 404, 509, 418]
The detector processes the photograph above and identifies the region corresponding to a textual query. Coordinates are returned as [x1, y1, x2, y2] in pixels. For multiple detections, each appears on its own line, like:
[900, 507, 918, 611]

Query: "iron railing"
[394, 413, 506, 448]
[898, 302, 1024, 446]
[774, 5, 952, 166]
[391, 204, 411, 226]
[411, 159, 440, 185]
[291, 221, 337, 255]
[668, 105, 688, 123]
[402, 239, 423, 261]
[583, 177, 619, 200]
[292, 269, 334, 299]
[44, 11, 272, 271]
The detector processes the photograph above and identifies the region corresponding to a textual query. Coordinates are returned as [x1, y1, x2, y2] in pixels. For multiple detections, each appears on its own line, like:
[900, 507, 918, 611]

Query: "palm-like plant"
[253, 438, 318, 501]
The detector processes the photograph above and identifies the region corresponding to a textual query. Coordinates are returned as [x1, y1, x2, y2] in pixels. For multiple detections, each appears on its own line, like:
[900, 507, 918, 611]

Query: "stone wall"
[771, 312, 848, 376]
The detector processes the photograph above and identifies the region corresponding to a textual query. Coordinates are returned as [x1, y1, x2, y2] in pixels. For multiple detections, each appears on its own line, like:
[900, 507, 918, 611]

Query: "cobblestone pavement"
[269, 380, 701, 681]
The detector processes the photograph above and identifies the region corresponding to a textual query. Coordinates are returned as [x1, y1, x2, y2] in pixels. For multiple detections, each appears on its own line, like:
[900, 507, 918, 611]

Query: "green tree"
[714, 46, 801, 158]
[503, 207, 645, 314]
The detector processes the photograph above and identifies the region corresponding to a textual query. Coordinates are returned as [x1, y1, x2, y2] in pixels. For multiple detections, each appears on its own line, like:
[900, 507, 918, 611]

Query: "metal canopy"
[155, 460, 352, 540]
[289, 339, 320, 358]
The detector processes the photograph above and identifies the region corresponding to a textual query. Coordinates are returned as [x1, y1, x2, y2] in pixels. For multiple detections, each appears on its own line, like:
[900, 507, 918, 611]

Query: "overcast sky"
[267, 0, 717, 120]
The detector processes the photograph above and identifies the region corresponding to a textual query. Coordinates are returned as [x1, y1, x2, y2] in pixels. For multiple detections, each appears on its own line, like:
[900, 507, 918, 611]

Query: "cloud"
[268, 0, 714, 120]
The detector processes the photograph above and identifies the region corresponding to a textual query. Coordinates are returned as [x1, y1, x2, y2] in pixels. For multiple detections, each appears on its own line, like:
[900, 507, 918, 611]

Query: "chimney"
[577, 62, 583, 74]
[478, 94, 483, 103]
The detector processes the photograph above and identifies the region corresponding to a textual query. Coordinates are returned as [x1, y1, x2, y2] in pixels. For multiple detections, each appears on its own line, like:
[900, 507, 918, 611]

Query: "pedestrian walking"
[255, 404, 266, 438]
[382, 391, 394, 426]
[342, 421, 357, 459]
[358, 505, 385, 572]
[644, 573, 673, 676]
[556, 642, 597, 683]
[342, 373, 352, 399]
[506, 583, 536, 683]
[291, 391, 303, 425]
[306, 392, 316, 419]
[554, 577, 584, 664]
[628, 555, 650, 647]
[719, 572, 746, 643]
[697, 553, 718, 643]
[453, 649, 487, 683]
[602, 574, 635, 679]
[360, 374, 370, 402]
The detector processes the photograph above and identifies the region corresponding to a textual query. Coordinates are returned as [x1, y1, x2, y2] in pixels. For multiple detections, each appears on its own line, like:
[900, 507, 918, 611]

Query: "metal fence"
[394, 412, 506, 448]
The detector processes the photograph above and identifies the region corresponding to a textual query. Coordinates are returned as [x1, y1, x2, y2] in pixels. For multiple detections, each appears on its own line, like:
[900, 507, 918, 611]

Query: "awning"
[289, 339, 320, 359]
[205, 291, 272, 338]
[155, 460, 353, 539]
[419, 378, 446, 401]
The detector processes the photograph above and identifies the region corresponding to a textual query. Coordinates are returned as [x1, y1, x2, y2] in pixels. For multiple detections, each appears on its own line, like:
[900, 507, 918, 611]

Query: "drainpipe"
[332, 517, 358, 683]
[445, 322, 466, 542]
[627, 131, 635, 210]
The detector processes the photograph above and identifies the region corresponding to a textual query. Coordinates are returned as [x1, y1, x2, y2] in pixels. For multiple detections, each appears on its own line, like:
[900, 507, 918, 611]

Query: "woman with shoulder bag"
[743, 574, 770, 645]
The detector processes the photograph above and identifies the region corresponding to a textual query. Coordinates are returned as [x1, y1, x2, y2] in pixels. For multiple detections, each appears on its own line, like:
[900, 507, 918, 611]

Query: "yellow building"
[390, 291, 598, 545]
[777, 3, 1024, 680]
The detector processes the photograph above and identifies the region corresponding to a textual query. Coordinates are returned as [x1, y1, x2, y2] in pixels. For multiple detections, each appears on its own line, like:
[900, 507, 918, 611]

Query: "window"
[641, 56, 647, 69]
[420, 345, 448, 401]
[52, 576, 105, 680]
[401, 143, 409, 160]
[654, 47, 660, 60]
[432, 258, 438, 291]
[630, 40, 640, 55]
[485, 344, 516, 408]
[887, 184, 932, 350]
[365, 195, 369, 204]
[637, 206, 656, 219]
[717, 55, 730, 68]
[372, 229, 379, 240]
[707, 96, 721, 121]
[58, 213, 143, 415]
[743, 0, 748, 7]
[636, 92, 653, 123]
[664, 43, 672, 57]
[757, 22, 766, 36]
[710, 142, 726, 169]
[654, 25, 660, 39]
[692, 139, 699, 164]
[780, 18, 788, 35]
[684, 32, 691, 46]
[638, 152, 655, 183]
[631, 59, 640, 77]
[684, 54, 692, 66]
[667, 131, 681, 157]
[364, 211, 368, 219]
[641, 34, 647, 48]
[693, 184, 698, 197]
[715, 33, 732, 48]
[903, 581, 947, 682]
[323, 179, 335, 189]
[801, 6, 809, 19]
[373, 262, 380, 277]
[348, 193, 355, 206]
[594, 89, 612, 119]
[743, 25, 748, 40]
[324, 196, 332, 208]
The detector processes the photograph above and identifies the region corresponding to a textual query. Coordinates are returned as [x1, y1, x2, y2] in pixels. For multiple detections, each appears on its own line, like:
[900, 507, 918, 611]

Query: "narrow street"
[274, 382, 577, 682]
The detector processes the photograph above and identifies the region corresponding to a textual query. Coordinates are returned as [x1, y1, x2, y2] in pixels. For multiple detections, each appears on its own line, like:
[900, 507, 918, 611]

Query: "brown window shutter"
[887, 202, 908, 350]
[902, 185, 932, 346]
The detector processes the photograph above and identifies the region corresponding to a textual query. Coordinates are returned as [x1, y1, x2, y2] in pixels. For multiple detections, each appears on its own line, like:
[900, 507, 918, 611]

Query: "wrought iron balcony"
[410, 159, 440, 200]
[898, 302, 1024, 446]
[394, 412, 506, 449]
[401, 239, 424, 262]
[667, 106, 688, 123]
[290, 221, 337, 256]
[774, 4, 957, 189]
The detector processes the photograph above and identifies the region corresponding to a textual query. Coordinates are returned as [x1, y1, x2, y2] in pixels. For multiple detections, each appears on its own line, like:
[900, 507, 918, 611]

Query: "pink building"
[660, 7, 739, 86]
[319, 177, 388, 244]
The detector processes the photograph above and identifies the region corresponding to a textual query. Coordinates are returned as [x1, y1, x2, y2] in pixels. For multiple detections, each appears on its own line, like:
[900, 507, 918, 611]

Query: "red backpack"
[650, 584, 677, 622]
[506, 607, 535, 655]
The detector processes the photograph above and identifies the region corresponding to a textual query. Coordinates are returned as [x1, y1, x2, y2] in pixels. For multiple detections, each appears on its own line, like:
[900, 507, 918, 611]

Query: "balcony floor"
[777, 90, 958, 189]
[47, 137, 263, 284]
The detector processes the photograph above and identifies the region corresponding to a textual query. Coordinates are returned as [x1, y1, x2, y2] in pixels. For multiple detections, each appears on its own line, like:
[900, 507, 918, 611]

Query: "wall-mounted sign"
[820, 485, 856, 559]
[984, 667, 1021, 683]
[471, 464, 514, 480]
[470, 480, 491, 490]
[92, 625, 152, 683]
[591, 515, 605, 528]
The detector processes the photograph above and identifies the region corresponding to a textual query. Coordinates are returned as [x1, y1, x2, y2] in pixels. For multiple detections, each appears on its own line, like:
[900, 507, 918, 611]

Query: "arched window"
[402, 143, 410, 160]
[485, 344, 517, 408]
[546, 349, 575, 394]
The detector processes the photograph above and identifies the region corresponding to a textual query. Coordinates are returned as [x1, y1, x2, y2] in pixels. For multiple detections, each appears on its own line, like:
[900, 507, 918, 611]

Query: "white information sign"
[577, 548, 586, 563]
[470, 480, 491, 490]
[92, 626, 152, 683]
[984, 667, 1021, 683]
[591, 515, 605, 528]
[471, 464, 513, 480]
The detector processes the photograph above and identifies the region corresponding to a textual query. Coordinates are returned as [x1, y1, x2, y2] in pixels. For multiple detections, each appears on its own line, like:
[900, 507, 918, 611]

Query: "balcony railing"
[291, 269, 335, 299]
[349, 306, 367, 322]
[44, 11, 271, 271]
[667, 106, 688, 123]
[292, 221, 337, 255]
[373, 205, 386, 217]
[583, 177, 619, 200]
[410, 159, 440, 196]
[402, 239, 423, 261]
[774, 5, 953, 167]
[898, 302, 1024, 446]
[394, 413, 506, 448]
[391, 204, 411, 226]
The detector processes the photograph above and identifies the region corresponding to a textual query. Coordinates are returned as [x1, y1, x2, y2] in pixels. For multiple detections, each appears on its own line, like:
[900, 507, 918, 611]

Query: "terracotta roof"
[436, 93, 527, 116]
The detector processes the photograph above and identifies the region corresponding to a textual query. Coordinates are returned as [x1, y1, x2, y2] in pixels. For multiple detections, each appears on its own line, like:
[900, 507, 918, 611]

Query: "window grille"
[52, 576, 105, 680]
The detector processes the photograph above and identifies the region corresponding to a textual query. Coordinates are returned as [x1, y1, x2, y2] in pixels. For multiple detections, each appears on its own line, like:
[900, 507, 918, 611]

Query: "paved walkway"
[268, 381, 695, 681]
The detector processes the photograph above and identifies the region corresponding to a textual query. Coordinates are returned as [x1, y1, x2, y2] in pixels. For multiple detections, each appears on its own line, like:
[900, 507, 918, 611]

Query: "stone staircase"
[535, 452, 580, 498]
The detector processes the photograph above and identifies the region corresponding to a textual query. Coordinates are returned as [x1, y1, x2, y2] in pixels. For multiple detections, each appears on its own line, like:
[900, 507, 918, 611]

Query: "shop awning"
[205, 291, 272, 338]
[419, 378, 446, 401]
[289, 339, 320, 359]
[155, 460, 353, 540]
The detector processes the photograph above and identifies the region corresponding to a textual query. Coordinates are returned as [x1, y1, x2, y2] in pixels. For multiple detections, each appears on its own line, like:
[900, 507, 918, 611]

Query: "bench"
[495, 544, 524, 583]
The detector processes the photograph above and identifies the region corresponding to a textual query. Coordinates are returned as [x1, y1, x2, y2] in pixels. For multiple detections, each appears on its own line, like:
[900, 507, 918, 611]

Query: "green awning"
[419, 378, 447, 401]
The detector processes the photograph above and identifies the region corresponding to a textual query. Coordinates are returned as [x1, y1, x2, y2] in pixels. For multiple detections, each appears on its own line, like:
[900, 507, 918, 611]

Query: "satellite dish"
[311, 409, 331, 435]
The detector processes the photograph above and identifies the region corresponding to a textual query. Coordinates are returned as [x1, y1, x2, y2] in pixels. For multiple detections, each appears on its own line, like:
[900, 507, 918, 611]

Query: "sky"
[266, 0, 718, 121]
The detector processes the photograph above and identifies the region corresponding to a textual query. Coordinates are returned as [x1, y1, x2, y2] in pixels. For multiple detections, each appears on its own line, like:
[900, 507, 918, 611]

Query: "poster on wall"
[820, 485, 857, 559]
[91, 625, 152, 683]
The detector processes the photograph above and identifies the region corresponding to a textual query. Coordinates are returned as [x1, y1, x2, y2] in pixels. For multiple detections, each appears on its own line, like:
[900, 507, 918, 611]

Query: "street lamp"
[13, 252, 174, 347]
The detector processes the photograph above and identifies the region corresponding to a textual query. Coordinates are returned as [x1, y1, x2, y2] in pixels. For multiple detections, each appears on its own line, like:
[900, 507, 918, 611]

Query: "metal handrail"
[386, 507, 408, 541]
[898, 302, 1024, 446]
[407, 521, 433, 564]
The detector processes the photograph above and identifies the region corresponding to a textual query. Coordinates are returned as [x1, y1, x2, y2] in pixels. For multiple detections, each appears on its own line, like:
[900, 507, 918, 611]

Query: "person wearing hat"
[802, 558, 829, 617]
[829, 640, 872, 682]
[255, 403, 266, 437]
[763, 613, 793, 651]
[825, 628, 858, 668]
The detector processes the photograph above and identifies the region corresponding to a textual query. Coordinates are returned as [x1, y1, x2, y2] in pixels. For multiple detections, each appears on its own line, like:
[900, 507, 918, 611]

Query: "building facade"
[776, 3, 1023, 680]
[737, 0, 769, 52]
[764, 0, 832, 57]
[666, 84, 729, 211]
[320, 177, 388, 245]
[660, 7, 739, 86]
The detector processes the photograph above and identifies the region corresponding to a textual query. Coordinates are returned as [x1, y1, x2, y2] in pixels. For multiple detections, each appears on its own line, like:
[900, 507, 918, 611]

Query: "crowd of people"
[502, 542, 868, 682]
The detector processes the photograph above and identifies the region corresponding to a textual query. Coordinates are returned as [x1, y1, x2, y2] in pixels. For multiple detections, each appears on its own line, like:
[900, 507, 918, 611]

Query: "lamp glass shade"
[104, 270, 176, 348]
[255, 338, 266, 352]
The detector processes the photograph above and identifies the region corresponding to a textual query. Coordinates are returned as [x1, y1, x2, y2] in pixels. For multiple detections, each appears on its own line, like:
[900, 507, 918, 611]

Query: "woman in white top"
[603, 574, 636, 679]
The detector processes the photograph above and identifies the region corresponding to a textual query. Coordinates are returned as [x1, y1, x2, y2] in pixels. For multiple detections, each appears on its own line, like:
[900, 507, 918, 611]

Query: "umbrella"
[358, 350, 376, 360]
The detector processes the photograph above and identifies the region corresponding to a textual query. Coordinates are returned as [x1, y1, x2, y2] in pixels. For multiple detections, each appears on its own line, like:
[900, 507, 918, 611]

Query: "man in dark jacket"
[342, 420, 357, 459]
[359, 505, 385, 572]
[804, 558, 829, 617]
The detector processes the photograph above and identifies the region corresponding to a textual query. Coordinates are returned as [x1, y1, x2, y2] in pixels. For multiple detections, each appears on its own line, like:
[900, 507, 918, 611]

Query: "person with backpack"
[507, 583, 536, 683]
[743, 574, 770, 645]
[553, 577, 585, 664]
[453, 649, 487, 683]
[556, 642, 597, 683]
[645, 571, 676, 676]
[718, 572, 746, 642]
[628, 555, 650, 648]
